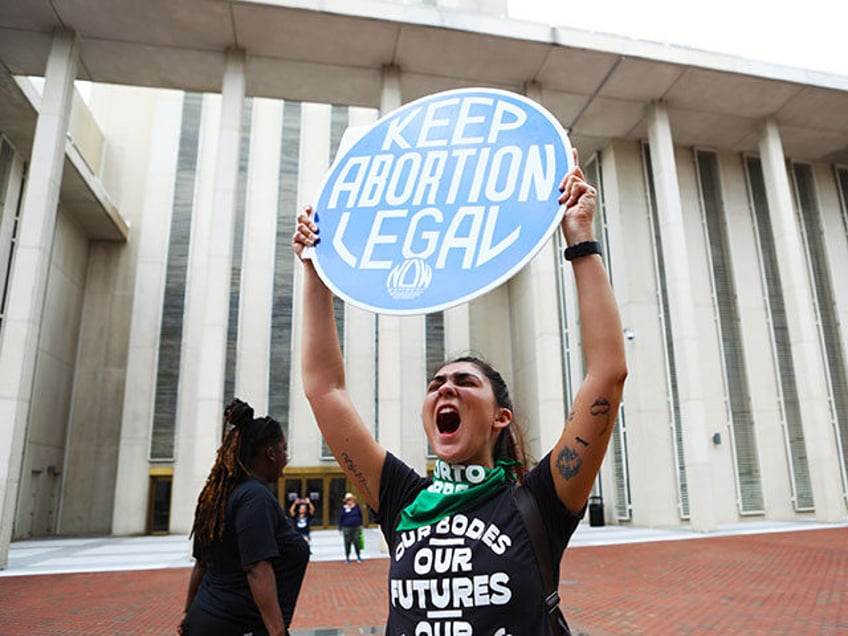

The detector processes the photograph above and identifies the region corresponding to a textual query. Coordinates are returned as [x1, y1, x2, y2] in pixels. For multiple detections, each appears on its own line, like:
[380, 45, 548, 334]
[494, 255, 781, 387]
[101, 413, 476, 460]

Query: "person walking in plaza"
[180, 399, 310, 636]
[289, 496, 315, 543]
[338, 492, 364, 563]
[291, 150, 627, 634]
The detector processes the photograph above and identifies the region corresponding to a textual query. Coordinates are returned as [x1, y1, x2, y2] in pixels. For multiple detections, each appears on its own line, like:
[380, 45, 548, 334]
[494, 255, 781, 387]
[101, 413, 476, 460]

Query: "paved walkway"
[0, 527, 389, 577]
[1, 520, 846, 634]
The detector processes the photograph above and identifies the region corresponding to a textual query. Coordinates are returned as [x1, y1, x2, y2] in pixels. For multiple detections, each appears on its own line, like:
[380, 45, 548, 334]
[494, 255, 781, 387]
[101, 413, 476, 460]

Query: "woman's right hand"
[292, 206, 319, 262]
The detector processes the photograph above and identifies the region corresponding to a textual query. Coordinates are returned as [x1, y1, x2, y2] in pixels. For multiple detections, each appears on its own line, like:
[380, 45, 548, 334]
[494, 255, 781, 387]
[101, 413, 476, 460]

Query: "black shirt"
[293, 513, 312, 537]
[192, 478, 310, 628]
[375, 452, 582, 635]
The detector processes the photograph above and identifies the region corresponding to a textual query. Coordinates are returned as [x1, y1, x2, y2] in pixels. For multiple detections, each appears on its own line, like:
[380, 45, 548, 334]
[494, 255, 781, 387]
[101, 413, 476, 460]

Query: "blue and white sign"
[308, 87, 572, 315]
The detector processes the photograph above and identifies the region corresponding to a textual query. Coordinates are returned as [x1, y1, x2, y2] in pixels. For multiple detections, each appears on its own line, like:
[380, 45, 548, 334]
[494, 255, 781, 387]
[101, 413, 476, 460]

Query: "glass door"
[280, 472, 371, 528]
[146, 472, 173, 534]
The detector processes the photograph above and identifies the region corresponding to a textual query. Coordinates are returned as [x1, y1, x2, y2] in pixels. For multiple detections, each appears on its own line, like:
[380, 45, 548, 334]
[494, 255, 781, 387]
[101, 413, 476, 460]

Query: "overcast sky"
[508, 0, 847, 77]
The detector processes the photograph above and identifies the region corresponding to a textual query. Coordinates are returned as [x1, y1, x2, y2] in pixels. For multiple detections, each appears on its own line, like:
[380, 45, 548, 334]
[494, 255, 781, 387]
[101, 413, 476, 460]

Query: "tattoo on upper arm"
[576, 436, 590, 447]
[341, 451, 372, 496]
[556, 445, 583, 480]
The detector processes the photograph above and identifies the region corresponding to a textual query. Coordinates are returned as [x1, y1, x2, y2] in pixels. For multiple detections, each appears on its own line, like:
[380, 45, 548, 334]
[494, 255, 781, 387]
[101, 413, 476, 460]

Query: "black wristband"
[564, 240, 602, 261]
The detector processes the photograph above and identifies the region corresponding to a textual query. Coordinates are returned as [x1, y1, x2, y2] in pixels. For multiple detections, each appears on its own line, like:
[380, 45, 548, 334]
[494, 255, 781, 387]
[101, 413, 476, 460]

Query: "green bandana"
[397, 458, 517, 531]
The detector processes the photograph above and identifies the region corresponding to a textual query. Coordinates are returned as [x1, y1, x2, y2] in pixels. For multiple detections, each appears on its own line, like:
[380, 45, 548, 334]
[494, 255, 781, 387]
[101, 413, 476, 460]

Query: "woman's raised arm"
[294, 207, 386, 511]
[549, 151, 628, 514]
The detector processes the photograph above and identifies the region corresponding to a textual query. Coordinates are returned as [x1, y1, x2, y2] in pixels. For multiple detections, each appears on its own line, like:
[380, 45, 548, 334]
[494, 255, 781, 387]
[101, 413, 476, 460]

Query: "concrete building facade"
[1, 0, 847, 567]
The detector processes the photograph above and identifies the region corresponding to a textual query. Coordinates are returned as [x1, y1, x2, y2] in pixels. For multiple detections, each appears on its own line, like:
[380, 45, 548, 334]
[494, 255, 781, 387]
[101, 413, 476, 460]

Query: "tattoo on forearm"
[590, 397, 611, 416]
[556, 446, 583, 480]
[341, 451, 371, 496]
[576, 436, 590, 447]
[591, 397, 612, 434]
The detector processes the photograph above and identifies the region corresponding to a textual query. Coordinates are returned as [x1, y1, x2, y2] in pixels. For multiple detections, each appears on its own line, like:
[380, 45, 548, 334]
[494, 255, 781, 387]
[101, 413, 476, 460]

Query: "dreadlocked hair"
[190, 398, 284, 546]
[441, 355, 530, 483]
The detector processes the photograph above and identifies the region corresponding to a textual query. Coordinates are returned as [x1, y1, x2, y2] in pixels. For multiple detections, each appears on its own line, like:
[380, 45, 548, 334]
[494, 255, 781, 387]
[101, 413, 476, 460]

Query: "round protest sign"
[308, 87, 572, 315]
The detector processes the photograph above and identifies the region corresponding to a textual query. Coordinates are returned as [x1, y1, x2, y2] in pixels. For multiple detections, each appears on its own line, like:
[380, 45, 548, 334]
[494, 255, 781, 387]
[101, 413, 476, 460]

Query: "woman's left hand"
[558, 148, 598, 247]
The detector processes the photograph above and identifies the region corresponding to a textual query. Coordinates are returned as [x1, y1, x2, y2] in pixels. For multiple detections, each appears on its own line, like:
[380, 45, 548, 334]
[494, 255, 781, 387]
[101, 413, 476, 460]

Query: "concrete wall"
[67, 90, 104, 176]
[60, 85, 171, 534]
[111, 88, 184, 535]
[14, 209, 88, 539]
[601, 139, 682, 527]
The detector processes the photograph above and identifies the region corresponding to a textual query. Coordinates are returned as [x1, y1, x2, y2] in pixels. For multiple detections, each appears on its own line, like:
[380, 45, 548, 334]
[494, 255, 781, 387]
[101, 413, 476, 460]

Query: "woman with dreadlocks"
[292, 151, 627, 634]
[180, 399, 310, 636]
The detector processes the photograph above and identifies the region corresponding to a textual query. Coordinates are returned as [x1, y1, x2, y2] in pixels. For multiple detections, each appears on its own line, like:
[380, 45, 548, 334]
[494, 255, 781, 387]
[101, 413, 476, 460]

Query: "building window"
[425, 312, 445, 378]
[744, 156, 813, 510]
[837, 166, 848, 236]
[695, 149, 763, 514]
[834, 165, 848, 497]
[151, 93, 202, 460]
[642, 143, 689, 519]
[223, 99, 254, 406]
[792, 163, 848, 498]
[425, 311, 445, 459]
[269, 101, 302, 441]
[0, 137, 22, 334]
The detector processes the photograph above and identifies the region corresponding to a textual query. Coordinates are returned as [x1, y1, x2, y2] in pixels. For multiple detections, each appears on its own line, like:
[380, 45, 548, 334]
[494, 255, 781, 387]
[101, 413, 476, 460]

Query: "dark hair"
[437, 355, 529, 483]
[190, 398, 284, 545]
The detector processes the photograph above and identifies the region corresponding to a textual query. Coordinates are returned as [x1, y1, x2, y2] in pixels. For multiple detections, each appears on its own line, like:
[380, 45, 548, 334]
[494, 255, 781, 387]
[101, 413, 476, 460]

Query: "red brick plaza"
[0, 527, 845, 635]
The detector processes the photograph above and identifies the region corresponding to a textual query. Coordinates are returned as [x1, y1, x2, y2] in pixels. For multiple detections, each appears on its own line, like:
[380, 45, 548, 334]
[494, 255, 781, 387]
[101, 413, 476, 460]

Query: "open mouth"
[436, 406, 460, 435]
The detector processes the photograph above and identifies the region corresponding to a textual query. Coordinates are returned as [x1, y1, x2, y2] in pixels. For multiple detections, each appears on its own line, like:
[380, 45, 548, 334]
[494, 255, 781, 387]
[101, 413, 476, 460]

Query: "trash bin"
[588, 495, 605, 527]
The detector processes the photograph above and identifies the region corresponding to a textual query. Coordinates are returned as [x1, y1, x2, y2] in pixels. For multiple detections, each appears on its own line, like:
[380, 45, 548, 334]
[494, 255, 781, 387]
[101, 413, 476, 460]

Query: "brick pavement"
[0, 527, 845, 635]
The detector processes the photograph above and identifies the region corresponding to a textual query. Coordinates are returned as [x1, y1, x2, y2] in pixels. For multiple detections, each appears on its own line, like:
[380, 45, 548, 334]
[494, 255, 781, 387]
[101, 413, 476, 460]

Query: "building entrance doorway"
[280, 469, 371, 529]
[146, 469, 173, 534]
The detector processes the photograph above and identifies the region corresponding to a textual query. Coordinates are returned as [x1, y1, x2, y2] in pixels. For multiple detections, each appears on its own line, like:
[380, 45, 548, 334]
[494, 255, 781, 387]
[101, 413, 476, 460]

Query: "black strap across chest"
[513, 485, 572, 636]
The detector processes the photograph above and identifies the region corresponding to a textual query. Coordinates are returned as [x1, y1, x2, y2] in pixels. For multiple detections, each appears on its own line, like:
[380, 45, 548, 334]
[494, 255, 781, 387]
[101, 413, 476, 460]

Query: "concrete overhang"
[1, 0, 847, 164]
[1, 73, 127, 241]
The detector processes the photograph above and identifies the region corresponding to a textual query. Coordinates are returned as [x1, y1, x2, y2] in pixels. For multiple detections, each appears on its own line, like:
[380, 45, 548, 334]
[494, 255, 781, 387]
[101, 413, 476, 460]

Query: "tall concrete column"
[600, 140, 682, 526]
[170, 49, 246, 533]
[376, 66, 427, 471]
[112, 90, 184, 535]
[0, 30, 78, 567]
[380, 65, 402, 115]
[235, 98, 284, 414]
[291, 102, 332, 465]
[758, 119, 844, 521]
[646, 102, 716, 532]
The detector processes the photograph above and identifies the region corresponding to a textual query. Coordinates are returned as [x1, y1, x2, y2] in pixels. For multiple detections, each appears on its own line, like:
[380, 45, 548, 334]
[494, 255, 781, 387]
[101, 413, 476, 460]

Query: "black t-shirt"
[293, 512, 311, 537]
[192, 478, 310, 628]
[375, 453, 582, 635]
